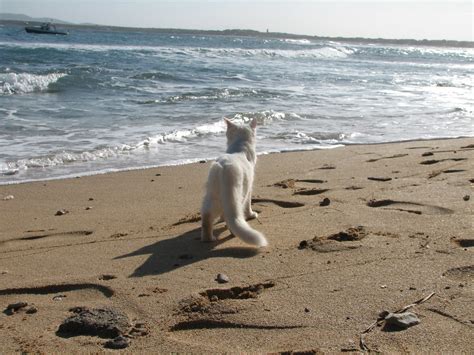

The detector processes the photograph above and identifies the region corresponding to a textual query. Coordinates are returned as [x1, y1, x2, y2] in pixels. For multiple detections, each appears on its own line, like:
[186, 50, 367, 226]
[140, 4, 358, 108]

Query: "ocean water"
[1, 24, 473, 184]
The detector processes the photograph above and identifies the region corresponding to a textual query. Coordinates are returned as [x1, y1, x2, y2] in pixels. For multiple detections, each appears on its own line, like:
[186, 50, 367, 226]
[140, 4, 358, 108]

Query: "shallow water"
[1, 24, 473, 184]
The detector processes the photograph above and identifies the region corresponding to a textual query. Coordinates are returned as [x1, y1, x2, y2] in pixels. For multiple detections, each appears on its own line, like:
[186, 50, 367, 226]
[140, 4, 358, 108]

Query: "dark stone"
[55, 209, 69, 216]
[298, 240, 309, 249]
[57, 307, 130, 339]
[5, 302, 28, 315]
[319, 198, 331, 207]
[463, 195, 470, 201]
[26, 306, 38, 314]
[104, 335, 129, 349]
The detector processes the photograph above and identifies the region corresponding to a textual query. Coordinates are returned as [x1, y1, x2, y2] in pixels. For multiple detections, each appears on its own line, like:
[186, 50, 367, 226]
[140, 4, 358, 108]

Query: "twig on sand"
[359, 292, 435, 351]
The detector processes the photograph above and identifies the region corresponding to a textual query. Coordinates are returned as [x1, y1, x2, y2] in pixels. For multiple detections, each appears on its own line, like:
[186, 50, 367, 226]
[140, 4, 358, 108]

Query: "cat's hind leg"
[244, 194, 258, 220]
[201, 198, 219, 242]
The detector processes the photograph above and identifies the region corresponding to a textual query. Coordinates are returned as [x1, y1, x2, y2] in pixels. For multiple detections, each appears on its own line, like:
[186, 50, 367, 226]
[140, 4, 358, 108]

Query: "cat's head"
[224, 118, 257, 146]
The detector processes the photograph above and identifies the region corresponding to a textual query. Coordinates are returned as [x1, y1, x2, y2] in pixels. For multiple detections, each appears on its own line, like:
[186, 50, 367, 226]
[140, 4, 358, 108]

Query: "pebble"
[2, 195, 14, 200]
[216, 273, 230, 283]
[26, 306, 38, 314]
[55, 209, 69, 216]
[463, 195, 470, 201]
[319, 197, 331, 207]
[384, 312, 420, 329]
[85, 206, 93, 210]
[104, 335, 129, 349]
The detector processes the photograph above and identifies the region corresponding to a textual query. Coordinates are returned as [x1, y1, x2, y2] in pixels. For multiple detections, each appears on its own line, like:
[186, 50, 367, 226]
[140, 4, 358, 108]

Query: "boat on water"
[25, 22, 68, 35]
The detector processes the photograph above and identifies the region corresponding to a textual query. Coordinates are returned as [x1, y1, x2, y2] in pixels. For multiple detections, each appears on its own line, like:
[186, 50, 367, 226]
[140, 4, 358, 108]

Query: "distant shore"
[2, 19, 473, 49]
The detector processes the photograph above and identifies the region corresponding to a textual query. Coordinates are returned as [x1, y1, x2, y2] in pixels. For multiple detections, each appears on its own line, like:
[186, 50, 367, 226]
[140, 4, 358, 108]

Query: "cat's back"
[215, 152, 251, 170]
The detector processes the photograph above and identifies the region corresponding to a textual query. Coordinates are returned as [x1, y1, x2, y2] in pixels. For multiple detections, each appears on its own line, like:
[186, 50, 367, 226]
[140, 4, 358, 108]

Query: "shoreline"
[2, 136, 472, 186]
[0, 137, 472, 352]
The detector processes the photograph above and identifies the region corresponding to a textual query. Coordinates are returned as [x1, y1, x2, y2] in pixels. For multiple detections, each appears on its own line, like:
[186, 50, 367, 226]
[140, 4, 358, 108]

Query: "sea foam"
[0, 72, 67, 95]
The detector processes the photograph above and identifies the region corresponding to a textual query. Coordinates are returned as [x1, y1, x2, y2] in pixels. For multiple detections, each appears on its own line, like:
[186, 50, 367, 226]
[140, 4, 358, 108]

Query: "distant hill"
[0, 13, 72, 25]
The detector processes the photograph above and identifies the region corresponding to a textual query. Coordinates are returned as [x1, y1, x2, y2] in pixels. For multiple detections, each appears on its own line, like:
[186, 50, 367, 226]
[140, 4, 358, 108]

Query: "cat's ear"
[250, 118, 257, 130]
[224, 118, 235, 129]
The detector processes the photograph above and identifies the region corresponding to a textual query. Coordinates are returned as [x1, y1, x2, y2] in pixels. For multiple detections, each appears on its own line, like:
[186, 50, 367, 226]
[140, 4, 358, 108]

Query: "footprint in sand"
[367, 199, 453, 215]
[0, 230, 93, 246]
[442, 265, 473, 282]
[298, 227, 368, 253]
[272, 178, 326, 189]
[170, 281, 303, 331]
[452, 239, 474, 248]
[0, 283, 114, 298]
[172, 213, 201, 226]
[252, 198, 305, 208]
[366, 154, 408, 163]
[420, 158, 467, 165]
[293, 188, 329, 196]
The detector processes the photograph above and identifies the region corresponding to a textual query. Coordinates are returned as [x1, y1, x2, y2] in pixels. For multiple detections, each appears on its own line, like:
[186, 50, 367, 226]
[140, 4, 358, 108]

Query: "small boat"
[25, 22, 68, 35]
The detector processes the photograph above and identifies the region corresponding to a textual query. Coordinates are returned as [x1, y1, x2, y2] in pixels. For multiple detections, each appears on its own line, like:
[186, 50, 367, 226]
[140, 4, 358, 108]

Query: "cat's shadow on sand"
[114, 226, 260, 277]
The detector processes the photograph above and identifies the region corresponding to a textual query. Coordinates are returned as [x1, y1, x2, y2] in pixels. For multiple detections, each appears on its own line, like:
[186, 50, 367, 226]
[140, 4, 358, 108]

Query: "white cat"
[201, 118, 268, 247]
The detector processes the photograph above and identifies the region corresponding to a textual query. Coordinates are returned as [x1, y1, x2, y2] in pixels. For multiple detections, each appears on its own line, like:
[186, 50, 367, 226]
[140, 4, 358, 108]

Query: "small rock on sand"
[319, 198, 330, 206]
[463, 195, 470, 201]
[104, 335, 129, 349]
[216, 273, 230, 283]
[384, 312, 420, 329]
[2, 195, 14, 200]
[25, 306, 38, 314]
[55, 209, 69, 216]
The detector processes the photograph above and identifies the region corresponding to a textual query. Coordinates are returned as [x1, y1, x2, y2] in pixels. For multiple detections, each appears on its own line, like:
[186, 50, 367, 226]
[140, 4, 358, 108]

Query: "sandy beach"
[0, 137, 472, 352]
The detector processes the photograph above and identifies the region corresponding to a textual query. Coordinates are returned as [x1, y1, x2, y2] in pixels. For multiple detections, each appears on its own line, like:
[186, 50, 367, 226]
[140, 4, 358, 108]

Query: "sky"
[1, 0, 472, 41]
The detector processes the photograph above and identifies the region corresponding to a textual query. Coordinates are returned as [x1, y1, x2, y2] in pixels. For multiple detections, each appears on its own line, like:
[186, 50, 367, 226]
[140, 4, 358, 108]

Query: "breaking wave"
[0, 41, 354, 59]
[0, 72, 67, 95]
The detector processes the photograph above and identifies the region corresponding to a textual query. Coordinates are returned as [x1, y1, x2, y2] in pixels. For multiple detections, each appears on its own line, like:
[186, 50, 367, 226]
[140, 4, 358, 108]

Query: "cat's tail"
[220, 174, 268, 248]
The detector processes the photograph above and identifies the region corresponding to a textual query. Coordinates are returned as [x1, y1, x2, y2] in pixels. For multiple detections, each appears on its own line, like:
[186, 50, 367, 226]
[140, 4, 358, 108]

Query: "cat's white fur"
[201, 118, 268, 247]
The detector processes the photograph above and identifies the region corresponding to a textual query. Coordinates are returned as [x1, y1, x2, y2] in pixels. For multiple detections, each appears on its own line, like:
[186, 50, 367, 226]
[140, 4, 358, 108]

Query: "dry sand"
[0, 138, 473, 353]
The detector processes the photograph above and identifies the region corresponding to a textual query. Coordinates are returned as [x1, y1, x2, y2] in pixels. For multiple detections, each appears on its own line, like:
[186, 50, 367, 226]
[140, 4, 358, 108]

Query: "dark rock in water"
[5, 302, 28, 315]
[216, 273, 230, 283]
[319, 198, 331, 207]
[383, 312, 420, 330]
[57, 307, 130, 338]
[104, 335, 129, 349]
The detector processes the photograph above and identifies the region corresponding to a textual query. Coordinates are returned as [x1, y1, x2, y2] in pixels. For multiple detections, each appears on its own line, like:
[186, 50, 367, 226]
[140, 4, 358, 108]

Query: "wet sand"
[0, 138, 473, 352]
